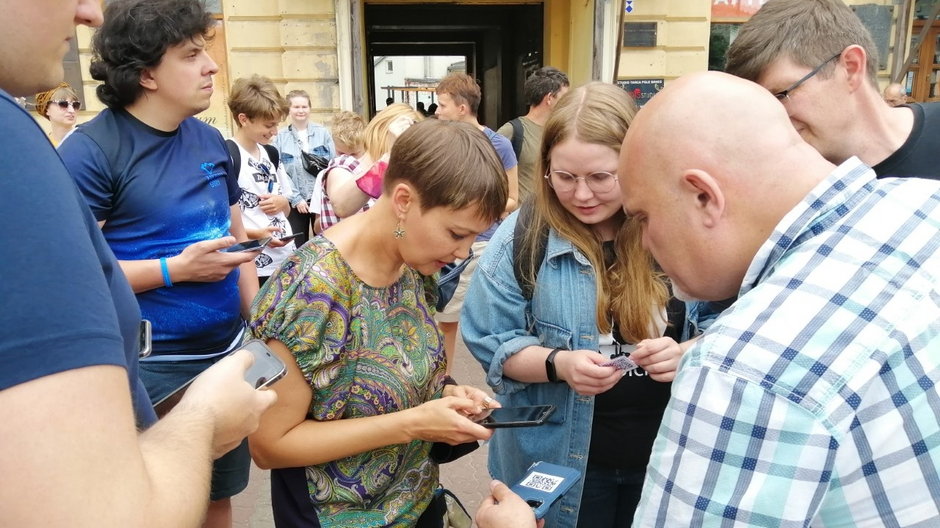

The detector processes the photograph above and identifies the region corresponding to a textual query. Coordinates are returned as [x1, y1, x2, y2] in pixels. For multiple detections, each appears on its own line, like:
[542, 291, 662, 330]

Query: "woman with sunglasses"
[34, 83, 81, 147]
[461, 82, 689, 528]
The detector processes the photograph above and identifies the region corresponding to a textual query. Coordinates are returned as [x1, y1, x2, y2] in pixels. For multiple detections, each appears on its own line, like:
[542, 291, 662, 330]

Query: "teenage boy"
[227, 75, 296, 285]
[434, 73, 518, 371]
[0, 0, 275, 526]
[59, 0, 259, 525]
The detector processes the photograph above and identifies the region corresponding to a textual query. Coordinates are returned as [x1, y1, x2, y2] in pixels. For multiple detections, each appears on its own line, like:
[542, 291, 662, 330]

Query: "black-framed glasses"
[51, 100, 81, 110]
[544, 169, 618, 193]
[773, 52, 842, 102]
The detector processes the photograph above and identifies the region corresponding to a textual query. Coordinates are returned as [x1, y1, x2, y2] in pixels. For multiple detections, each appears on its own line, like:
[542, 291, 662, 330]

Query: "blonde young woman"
[317, 103, 424, 230]
[35, 82, 81, 147]
[247, 119, 508, 527]
[461, 82, 689, 528]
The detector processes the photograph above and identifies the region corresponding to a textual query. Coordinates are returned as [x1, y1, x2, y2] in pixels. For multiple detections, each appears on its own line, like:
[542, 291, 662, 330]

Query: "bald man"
[622, 72, 940, 526]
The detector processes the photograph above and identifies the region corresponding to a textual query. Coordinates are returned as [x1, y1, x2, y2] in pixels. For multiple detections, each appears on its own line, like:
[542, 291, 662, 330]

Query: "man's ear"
[139, 68, 158, 91]
[682, 169, 724, 228]
[840, 45, 868, 92]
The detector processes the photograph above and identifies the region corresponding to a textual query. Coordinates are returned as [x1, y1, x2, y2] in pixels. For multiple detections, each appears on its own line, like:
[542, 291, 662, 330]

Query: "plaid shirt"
[318, 154, 372, 230]
[636, 158, 940, 527]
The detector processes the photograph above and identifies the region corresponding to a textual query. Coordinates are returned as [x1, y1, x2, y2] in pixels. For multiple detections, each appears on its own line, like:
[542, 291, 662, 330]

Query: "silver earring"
[394, 222, 405, 239]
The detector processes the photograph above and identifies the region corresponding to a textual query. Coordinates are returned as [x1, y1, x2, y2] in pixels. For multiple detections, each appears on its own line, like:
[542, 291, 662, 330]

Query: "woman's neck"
[50, 124, 72, 145]
[324, 203, 405, 287]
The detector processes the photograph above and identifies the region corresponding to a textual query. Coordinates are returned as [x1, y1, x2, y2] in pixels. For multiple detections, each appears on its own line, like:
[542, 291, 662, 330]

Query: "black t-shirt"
[872, 102, 940, 181]
[588, 242, 684, 470]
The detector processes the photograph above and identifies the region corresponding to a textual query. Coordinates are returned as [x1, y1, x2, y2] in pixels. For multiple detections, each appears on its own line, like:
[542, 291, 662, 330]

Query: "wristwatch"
[545, 348, 564, 383]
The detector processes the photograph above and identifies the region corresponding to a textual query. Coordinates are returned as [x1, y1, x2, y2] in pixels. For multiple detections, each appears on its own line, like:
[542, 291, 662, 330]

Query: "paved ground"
[233, 332, 494, 527]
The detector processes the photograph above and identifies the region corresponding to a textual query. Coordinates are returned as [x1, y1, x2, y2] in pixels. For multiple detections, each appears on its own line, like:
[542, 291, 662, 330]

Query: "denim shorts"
[140, 356, 251, 501]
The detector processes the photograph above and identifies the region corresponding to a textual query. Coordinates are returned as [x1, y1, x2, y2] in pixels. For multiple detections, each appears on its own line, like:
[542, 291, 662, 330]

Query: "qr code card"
[601, 355, 639, 372]
[519, 471, 564, 493]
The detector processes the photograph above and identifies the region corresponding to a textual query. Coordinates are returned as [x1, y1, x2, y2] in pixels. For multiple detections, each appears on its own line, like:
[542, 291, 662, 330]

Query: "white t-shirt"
[232, 141, 297, 277]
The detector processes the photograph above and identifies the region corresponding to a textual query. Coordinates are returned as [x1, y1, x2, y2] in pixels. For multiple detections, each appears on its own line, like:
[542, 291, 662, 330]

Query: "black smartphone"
[138, 319, 152, 358]
[476, 404, 555, 428]
[152, 340, 287, 416]
[221, 237, 271, 253]
[277, 233, 302, 243]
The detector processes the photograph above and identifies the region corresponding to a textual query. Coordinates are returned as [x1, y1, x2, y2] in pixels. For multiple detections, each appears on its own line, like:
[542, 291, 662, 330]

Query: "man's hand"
[168, 237, 256, 283]
[476, 480, 542, 528]
[175, 349, 278, 459]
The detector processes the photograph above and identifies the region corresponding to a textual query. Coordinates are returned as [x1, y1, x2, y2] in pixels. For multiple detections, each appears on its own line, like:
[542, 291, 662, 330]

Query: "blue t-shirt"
[0, 92, 156, 427]
[479, 127, 518, 242]
[60, 109, 244, 356]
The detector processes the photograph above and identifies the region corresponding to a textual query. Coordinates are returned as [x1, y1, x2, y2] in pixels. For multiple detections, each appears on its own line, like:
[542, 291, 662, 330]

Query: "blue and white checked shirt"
[635, 158, 940, 527]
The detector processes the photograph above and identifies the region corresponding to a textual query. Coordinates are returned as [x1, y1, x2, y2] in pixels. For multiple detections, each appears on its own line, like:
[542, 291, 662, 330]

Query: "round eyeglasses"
[545, 169, 618, 193]
[51, 100, 81, 110]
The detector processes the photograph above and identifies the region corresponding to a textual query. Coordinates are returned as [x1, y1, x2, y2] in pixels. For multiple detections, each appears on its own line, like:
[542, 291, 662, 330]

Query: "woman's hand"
[295, 200, 309, 214]
[554, 349, 624, 396]
[444, 384, 500, 421]
[630, 337, 684, 382]
[405, 396, 494, 445]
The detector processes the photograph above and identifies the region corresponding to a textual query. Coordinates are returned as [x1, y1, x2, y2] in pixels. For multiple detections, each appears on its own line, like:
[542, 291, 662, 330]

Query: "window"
[387, 61, 394, 73]
[623, 22, 657, 48]
[709, 23, 741, 71]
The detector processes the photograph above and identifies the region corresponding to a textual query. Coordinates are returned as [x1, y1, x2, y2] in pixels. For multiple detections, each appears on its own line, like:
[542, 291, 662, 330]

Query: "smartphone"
[510, 461, 582, 519]
[138, 319, 152, 358]
[277, 233, 302, 243]
[221, 237, 271, 253]
[476, 404, 555, 428]
[152, 340, 286, 416]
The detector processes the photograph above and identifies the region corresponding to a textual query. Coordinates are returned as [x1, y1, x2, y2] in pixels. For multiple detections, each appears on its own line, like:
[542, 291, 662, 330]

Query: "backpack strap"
[509, 117, 524, 161]
[512, 199, 548, 300]
[262, 143, 279, 170]
[225, 139, 241, 178]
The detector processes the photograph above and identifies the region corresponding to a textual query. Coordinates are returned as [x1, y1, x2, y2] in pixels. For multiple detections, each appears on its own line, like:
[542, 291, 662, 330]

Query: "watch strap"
[545, 347, 563, 383]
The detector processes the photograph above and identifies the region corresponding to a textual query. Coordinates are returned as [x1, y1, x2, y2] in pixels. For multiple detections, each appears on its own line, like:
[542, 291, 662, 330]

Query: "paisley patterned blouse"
[249, 236, 447, 527]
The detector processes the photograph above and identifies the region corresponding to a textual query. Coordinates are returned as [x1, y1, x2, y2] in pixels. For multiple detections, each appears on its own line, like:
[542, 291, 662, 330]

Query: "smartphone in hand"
[152, 340, 286, 416]
[475, 404, 555, 428]
[510, 461, 582, 519]
[222, 237, 271, 253]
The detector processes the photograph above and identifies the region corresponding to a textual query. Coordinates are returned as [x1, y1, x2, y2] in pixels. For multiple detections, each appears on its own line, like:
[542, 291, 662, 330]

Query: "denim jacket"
[273, 124, 334, 206]
[461, 212, 601, 528]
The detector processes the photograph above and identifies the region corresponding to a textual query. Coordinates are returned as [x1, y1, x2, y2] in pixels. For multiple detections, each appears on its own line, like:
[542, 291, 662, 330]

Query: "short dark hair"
[384, 119, 507, 223]
[90, 0, 214, 109]
[726, 0, 879, 88]
[524, 67, 569, 107]
[435, 73, 482, 116]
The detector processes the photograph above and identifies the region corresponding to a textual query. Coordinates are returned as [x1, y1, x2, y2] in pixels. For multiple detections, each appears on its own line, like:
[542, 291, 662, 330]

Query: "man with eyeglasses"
[726, 0, 939, 182]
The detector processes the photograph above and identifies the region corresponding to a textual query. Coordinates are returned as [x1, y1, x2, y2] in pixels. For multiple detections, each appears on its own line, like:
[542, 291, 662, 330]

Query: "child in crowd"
[227, 75, 296, 285]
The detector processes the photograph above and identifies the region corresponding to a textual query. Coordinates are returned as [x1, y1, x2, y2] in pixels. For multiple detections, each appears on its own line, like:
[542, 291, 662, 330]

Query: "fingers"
[489, 479, 514, 502]
[197, 236, 237, 252]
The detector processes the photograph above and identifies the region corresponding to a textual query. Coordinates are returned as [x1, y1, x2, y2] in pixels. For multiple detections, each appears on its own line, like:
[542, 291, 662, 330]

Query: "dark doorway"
[364, 3, 543, 128]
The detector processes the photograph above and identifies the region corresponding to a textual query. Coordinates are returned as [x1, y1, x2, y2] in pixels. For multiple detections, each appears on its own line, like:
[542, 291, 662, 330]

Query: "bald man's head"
[620, 72, 834, 301]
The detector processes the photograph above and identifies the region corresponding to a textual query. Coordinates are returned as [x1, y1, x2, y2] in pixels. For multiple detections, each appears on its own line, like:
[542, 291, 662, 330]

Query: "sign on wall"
[616, 78, 664, 107]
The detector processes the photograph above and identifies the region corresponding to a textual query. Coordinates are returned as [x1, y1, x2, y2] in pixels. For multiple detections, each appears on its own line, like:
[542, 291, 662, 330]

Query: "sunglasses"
[51, 100, 81, 110]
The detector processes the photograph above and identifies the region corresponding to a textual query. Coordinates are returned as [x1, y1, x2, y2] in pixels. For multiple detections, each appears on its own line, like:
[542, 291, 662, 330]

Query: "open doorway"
[373, 55, 465, 114]
[364, 3, 543, 128]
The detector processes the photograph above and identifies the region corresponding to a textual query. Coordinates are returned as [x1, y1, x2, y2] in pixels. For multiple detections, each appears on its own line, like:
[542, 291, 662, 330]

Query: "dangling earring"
[394, 221, 405, 239]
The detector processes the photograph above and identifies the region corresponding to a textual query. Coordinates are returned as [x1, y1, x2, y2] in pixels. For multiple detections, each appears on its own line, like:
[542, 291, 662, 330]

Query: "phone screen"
[477, 405, 555, 428]
[222, 237, 271, 253]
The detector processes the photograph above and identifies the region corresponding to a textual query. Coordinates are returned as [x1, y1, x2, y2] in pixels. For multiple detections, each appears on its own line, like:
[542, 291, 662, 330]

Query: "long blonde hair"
[520, 81, 668, 342]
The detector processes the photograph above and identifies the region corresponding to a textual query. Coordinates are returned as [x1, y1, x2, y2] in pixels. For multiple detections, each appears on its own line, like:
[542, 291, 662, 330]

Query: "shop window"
[623, 22, 657, 48]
